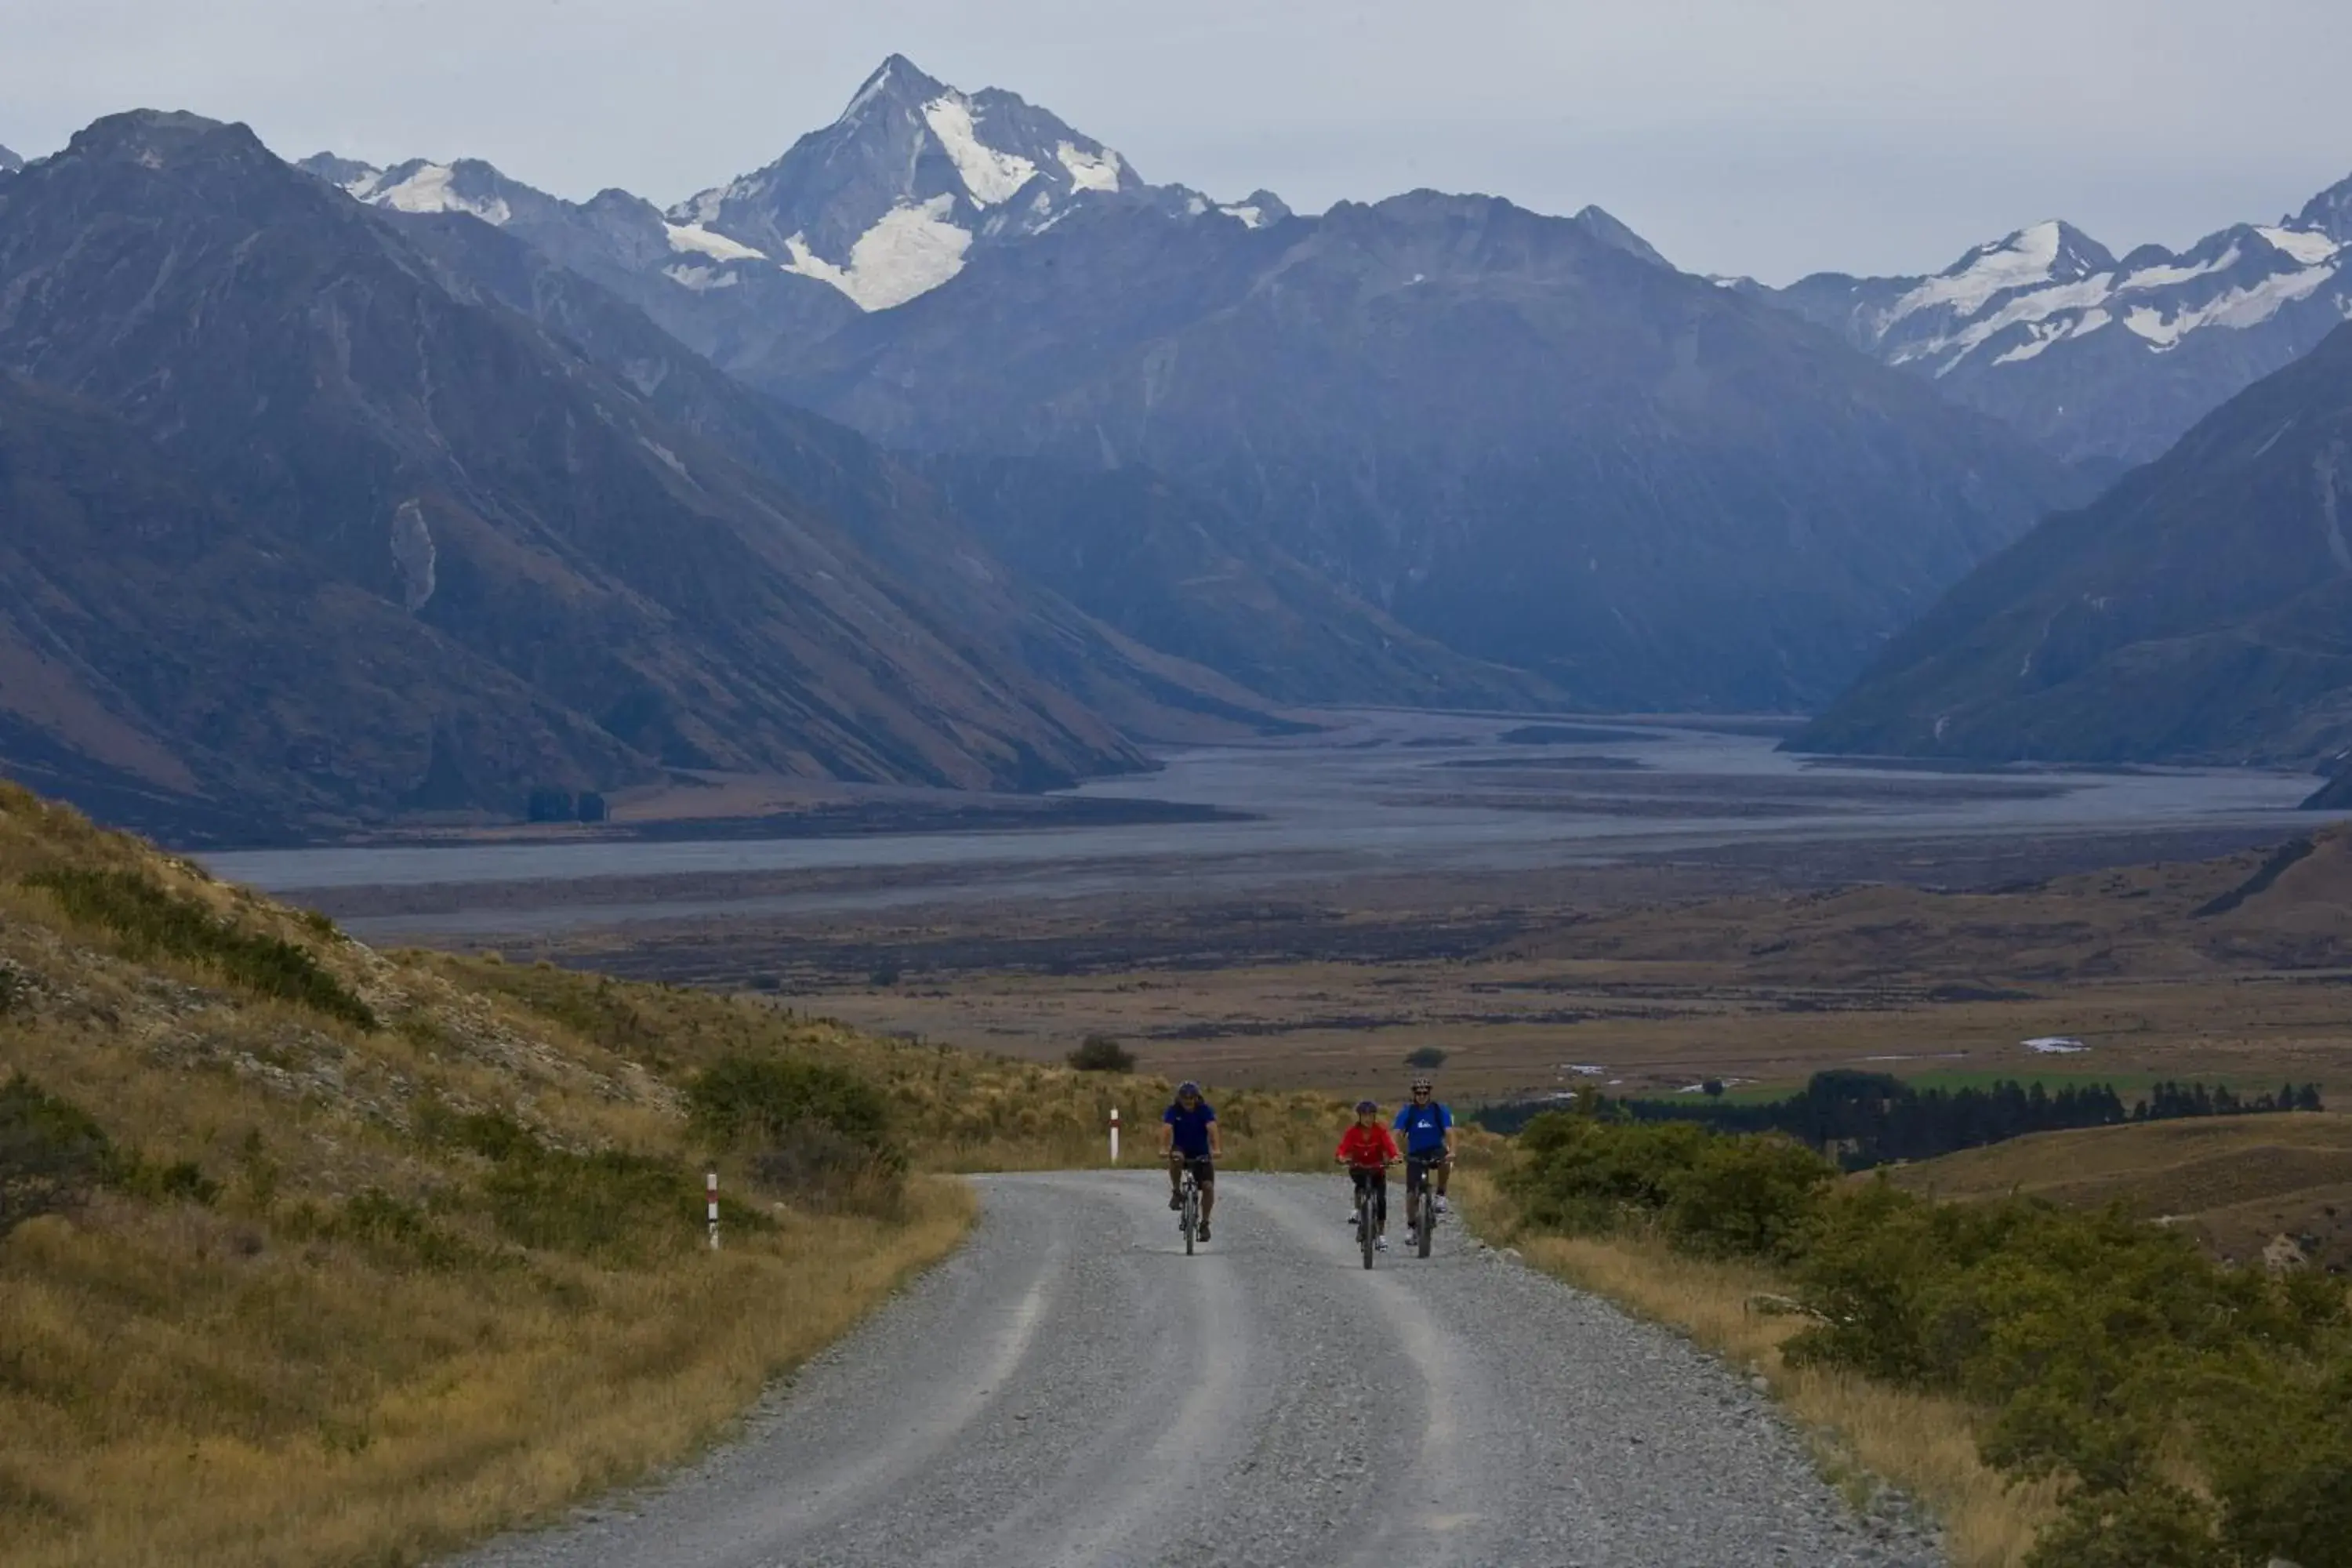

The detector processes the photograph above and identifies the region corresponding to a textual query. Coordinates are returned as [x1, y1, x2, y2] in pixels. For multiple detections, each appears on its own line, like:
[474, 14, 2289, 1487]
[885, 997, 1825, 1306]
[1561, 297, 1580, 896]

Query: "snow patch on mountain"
[371, 162, 512, 225]
[1056, 143, 1123, 193]
[2259, 226, 2343, 267]
[2118, 246, 2238, 292]
[2122, 263, 2339, 349]
[922, 94, 1036, 206]
[666, 223, 768, 263]
[782, 195, 971, 310]
[664, 263, 741, 292]
[1892, 221, 2074, 322]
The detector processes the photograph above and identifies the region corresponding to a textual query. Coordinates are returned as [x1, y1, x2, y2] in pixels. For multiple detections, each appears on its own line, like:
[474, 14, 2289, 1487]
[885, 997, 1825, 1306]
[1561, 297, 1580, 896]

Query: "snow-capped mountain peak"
[1762, 169, 2352, 463]
[663, 56, 1256, 312]
[298, 154, 533, 227]
[0, 144, 24, 176]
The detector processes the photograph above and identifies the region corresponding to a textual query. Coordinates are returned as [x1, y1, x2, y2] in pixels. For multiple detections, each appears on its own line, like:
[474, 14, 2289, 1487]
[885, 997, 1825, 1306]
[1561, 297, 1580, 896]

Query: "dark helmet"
[1355, 1098, 1378, 1114]
[1176, 1080, 1202, 1099]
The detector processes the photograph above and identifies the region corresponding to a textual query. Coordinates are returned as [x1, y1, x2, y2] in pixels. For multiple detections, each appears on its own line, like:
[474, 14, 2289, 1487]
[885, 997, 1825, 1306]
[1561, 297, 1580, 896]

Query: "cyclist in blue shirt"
[1393, 1073, 1455, 1231]
[1160, 1080, 1221, 1242]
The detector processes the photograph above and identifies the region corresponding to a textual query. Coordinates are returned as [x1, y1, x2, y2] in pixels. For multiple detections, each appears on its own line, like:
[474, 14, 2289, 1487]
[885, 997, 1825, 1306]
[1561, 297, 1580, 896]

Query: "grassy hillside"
[0, 782, 1336, 1566]
[1888, 1112, 2352, 1272]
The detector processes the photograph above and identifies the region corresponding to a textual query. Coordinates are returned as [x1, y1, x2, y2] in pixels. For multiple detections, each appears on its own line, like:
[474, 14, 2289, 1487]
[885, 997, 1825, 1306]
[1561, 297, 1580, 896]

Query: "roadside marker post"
[1110, 1107, 1120, 1164]
[706, 1171, 720, 1250]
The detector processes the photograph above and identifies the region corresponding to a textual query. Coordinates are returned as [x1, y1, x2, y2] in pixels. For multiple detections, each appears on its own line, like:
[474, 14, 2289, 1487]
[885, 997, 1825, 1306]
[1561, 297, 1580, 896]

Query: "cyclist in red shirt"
[1336, 1099, 1401, 1252]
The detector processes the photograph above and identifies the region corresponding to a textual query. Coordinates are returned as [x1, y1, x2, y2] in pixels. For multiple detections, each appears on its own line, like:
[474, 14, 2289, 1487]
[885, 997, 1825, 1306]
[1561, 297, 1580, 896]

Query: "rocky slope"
[0, 111, 1174, 836]
[1756, 180, 2352, 467]
[1795, 321, 2352, 765]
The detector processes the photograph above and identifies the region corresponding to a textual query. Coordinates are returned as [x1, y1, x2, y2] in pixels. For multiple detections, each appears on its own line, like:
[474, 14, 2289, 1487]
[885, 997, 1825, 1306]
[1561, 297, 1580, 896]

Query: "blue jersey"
[1393, 1101, 1452, 1156]
[1163, 1100, 1217, 1157]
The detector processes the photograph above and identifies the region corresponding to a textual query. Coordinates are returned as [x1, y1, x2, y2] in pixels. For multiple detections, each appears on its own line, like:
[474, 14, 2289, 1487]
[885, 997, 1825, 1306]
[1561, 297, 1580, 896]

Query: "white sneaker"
[1375, 1236, 1389, 1251]
[1435, 1196, 1450, 1215]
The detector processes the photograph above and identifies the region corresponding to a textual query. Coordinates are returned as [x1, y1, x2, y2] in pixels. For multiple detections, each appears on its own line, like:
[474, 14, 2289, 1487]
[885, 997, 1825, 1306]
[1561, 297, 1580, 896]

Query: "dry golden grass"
[776, 829, 2352, 1107]
[1887, 1110, 2352, 1269]
[1456, 1169, 2060, 1568]
[0, 782, 1344, 1566]
[1, 1185, 969, 1568]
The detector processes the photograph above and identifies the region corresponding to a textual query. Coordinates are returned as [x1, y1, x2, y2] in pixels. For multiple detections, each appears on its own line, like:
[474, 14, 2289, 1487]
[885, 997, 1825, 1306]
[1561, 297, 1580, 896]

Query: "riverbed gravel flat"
[454, 1172, 1940, 1568]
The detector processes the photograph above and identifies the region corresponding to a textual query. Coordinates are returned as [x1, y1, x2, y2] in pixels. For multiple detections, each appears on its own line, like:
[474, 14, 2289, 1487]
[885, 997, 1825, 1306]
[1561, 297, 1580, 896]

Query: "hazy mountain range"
[1798, 317, 2352, 771]
[7, 56, 2352, 837]
[306, 56, 2083, 711]
[1752, 187, 2352, 471]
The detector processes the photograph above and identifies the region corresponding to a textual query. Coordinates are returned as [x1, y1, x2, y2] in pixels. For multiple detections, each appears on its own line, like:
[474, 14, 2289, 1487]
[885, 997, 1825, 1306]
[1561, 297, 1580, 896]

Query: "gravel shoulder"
[454, 1172, 1939, 1568]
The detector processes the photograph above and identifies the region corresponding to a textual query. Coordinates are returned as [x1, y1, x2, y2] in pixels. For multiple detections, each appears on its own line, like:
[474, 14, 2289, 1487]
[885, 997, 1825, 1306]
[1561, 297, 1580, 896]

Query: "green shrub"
[25, 869, 376, 1029]
[751, 1125, 904, 1218]
[1067, 1035, 1137, 1073]
[1661, 1132, 1833, 1261]
[2024, 1481, 2220, 1568]
[1404, 1046, 1449, 1069]
[687, 1055, 895, 1160]
[481, 1149, 697, 1260]
[0, 1073, 112, 1235]
[1504, 1112, 1828, 1257]
[1502, 1105, 2352, 1562]
[2199, 1360, 2352, 1568]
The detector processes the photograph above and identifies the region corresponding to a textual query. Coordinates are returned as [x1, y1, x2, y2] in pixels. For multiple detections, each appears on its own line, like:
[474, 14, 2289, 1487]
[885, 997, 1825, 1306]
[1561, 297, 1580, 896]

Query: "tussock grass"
[1, 1185, 969, 1568]
[0, 781, 1341, 1566]
[1457, 1168, 2060, 1567]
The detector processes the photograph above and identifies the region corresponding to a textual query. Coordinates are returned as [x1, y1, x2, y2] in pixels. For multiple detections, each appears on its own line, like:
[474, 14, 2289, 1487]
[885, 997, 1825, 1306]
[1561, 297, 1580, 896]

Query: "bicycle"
[1351, 1160, 1393, 1269]
[1174, 1156, 1204, 1255]
[1404, 1153, 1446, 1258]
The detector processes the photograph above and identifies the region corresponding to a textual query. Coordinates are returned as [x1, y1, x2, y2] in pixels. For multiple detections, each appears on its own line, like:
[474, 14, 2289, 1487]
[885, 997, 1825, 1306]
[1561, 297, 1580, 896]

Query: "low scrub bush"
[24, 869, 376, 1029]
[1, 1074, 112, 1235]
[443, 1111, 742, 1261]
[688, 1055, 896, 1161]
[1067, 1034, 1137, 1073]
[689, 1055, 906, 1214]
[2, 1075, 220, 1233]
[1503, 1108, 2352, 1567]
[1506, 1112, 1829, 1258]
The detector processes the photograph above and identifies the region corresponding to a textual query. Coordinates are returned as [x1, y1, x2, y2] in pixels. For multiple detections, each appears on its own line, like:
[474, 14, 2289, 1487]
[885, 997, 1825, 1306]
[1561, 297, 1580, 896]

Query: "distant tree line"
[1476, 1069, 2325, 1169]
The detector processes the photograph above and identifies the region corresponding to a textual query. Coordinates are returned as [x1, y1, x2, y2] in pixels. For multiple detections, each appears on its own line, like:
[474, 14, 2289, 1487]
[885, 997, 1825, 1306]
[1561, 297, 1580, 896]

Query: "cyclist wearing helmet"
[1336, 1099, 1401, 1251]
[1394, 1072, 1455, 1225]
[1161, 1080, 1221, 1242]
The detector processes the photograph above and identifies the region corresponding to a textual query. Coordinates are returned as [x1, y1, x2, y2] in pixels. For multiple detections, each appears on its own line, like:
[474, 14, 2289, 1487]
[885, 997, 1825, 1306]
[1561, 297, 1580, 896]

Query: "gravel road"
[456, 1172, 1939, 1568]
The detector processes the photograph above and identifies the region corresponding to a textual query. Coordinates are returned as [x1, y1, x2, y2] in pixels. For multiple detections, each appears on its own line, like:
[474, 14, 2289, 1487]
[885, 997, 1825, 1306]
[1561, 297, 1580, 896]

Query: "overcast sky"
[5, 0, 2350, 283]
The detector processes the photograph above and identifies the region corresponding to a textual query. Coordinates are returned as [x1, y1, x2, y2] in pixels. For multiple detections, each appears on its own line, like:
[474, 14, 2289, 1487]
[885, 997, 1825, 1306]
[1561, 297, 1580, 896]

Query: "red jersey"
[1337, 1123, 1400, 1169]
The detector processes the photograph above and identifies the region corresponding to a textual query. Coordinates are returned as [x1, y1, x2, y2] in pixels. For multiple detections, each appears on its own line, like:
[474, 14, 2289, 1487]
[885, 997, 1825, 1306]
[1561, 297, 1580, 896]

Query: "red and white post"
[1109, 1107, 1120, 1164]
[706, 1171, 720, 1250]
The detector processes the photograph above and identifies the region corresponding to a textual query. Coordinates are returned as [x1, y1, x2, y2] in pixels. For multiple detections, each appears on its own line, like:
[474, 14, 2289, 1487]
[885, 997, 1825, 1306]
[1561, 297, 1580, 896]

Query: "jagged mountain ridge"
[1756, 183, 2352, 466]
[303, 55, 1294, 332]
[0, 145, 21, 175]
[1795, 321, 2352, 766]
[763, 185, 2089, 709]
[0, 110, 1184, 833]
